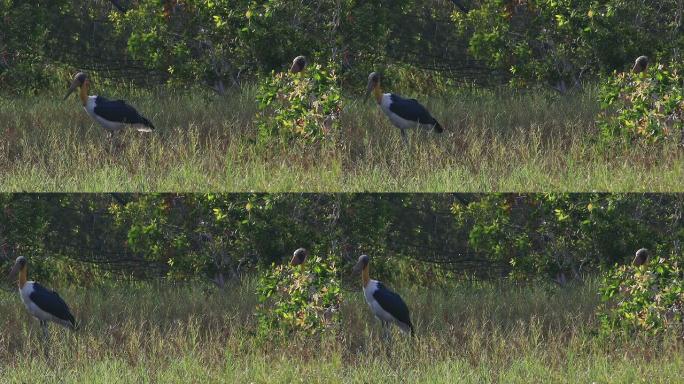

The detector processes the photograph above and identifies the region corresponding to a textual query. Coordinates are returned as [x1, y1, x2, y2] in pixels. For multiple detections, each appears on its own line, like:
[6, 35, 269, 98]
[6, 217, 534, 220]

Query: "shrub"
[598, 256, 684, 336]
[597, 64, 684, 145]
[255, 256, 341, 337]
[255, 63, 342, 145]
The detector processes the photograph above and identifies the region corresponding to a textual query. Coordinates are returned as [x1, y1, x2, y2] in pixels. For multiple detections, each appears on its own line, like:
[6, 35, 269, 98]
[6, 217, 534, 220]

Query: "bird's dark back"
[94, 96, 154, 128]
[373, 282, 413, 328]
[30, 283, 76, 326]
[388, 94, 438, 125]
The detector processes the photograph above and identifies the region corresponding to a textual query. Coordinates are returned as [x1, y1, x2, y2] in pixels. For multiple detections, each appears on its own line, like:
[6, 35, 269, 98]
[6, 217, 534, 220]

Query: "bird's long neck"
[17, 265, 27, 289]
[79, 83, 89, 106]
[372, 84, 383, 105]
[361, 264, 370, 287]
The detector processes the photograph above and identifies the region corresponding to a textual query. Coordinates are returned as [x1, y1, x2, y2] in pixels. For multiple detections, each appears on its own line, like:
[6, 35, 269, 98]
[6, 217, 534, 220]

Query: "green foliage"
[0, 194, 125, 284]
[255, 64, 342, 144]
[598, 256, 684, 336]
[3, 193, 684, 289]
[110, 0, 250, 89]
[597, 64, 684, 144]
[452, 194, 684, 282]
[256, 256, 341, 336]
[109, 194, 281, 282]
[5, 0, 684, 94]
[109, 0, 355, 89]
[0, 0, 71, 92]
[453, 0, 684, 90]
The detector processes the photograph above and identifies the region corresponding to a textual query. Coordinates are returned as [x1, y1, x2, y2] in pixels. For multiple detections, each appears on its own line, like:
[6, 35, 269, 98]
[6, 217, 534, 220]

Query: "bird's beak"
[352, 261, 363, 274]
[8, 262, 19, 279]
[63, 79, 79, 100]
[366, 80, 374, 96]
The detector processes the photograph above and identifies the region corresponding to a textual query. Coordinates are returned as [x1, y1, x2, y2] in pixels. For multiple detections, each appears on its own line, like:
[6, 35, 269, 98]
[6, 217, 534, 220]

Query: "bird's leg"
[106, 131, 115, 153]
[114, 131, 121, 153]
[116, 131, 124, 152]
[382, 321, 391, 343]
[40, 320, 50, 359]
[400, 129, 408, 146]
[40, 320, 49, 341]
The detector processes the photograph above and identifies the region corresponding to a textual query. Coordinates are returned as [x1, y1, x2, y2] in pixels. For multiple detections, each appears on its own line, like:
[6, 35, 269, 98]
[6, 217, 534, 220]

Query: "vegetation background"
[1, 1, 684, 191]
[2, 193, 682, 285]
[1, 193, 684, 382]
[3, 0, 682, 92]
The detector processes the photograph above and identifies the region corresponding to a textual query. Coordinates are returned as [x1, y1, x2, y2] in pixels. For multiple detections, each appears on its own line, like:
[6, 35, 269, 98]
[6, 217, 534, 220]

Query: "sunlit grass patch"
[1, 85, 683, 191]
[1, 280, 683, 382]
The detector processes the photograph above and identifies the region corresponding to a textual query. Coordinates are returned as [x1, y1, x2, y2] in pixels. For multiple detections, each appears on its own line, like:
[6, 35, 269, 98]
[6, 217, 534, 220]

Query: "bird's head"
[352, 254, 369, 274]
[8, 256, 26, 279]
[633, 248, 650, 266]
[632, 56, 649, 74]
[366, 72, 383, 104]
[290, 247, 309, 266]
[290, 56, 307, 74]
[366, 72, 381, 94]
[63, 72, 89, 100]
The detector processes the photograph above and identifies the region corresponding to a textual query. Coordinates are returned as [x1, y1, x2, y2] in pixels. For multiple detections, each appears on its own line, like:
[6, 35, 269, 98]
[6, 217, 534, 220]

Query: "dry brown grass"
[1, 85, 683, 192]
[1, 279, 683, 382]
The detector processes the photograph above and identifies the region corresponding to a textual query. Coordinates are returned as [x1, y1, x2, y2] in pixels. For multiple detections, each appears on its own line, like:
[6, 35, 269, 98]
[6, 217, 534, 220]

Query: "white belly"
[19, 282, 71, 327]
[363, 281, 395, 323]
[379, 93, 433, 131]
[85, 96, 125, 131]
[381, 110, 413, 130]
[19, 283, 51, 322]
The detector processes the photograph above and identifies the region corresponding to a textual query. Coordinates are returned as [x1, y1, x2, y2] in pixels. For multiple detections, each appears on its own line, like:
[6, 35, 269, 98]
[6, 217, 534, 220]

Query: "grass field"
[1, 85, 683, 192]
[1, 278, 682, 383]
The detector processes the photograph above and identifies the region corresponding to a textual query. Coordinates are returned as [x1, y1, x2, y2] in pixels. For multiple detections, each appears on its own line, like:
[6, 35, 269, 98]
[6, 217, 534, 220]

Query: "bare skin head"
[290, 56, 307, 73]
[366, 72, 381, 94]
[8, 256, 27, 287]
[352, 254, 370, 286]
[632, 56, 649, 74]
[632, 248, 649, 266]
[290, 247, 309, 266]
[8, 256, 26, 278]
[352, 254, 369, 274]
[64, 72, 89, 100]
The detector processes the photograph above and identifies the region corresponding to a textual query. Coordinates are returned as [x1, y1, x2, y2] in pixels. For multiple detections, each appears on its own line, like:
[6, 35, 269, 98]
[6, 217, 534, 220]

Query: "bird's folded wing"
[94, 97, 147, 125]
[373, 283, 411, 324]
[29, 283, 74, 322]
[388, 95, 437, 125]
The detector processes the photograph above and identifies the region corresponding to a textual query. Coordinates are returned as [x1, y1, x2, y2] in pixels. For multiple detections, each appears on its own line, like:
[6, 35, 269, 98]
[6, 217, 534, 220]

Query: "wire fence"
[41, 1, 504, 86]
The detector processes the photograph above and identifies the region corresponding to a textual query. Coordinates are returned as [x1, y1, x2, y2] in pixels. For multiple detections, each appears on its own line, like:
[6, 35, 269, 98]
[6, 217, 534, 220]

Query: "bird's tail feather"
[136, 116, 155, 132]
[67, 315, 78, 331]
[433, 121, 444, 133]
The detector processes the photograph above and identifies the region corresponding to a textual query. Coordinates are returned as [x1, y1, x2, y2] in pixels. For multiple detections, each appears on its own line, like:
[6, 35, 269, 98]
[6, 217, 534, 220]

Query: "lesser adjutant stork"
[366, 72, 443, 143]
[290, 247, 309, 266]
[632, 56, 649, 74]
[8, 256, 76, 342]
[353, 254, 414, 337]
[290, 56, 307, 73]
[632, 248, 650, 266]
[64, 72, 155, 139]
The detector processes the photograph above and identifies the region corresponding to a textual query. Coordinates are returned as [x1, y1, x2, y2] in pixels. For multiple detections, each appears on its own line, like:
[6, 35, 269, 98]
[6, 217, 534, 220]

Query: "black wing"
[389, 94, 438, 126]
[94, 96, 155, 129]
[30, 283, 76, 327]
[373, 282, 413, 328]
